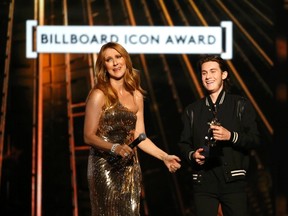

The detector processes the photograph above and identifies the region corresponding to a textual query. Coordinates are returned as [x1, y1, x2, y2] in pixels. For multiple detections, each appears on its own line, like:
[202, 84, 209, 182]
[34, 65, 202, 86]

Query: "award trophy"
[202, 117, 221, 157]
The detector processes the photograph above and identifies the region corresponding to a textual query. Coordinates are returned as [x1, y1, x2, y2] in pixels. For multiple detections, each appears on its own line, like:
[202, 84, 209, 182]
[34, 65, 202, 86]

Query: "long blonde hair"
[94, 42, 145, 108]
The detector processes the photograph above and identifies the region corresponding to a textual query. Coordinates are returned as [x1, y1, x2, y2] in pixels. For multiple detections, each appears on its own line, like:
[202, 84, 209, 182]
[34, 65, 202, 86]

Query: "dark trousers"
[193, 191, 248, 216]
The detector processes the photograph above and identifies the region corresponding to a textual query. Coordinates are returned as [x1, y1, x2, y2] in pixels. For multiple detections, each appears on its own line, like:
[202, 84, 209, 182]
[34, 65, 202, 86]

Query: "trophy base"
[201, 145, 210, 157]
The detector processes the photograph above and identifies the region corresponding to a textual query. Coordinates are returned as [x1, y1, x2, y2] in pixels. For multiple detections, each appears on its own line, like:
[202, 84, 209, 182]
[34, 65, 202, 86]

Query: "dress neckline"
[118, 101, 138, 114]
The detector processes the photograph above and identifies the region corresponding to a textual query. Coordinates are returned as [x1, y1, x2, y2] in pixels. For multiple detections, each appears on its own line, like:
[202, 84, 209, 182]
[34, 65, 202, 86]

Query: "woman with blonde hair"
[84, 42, 181, 216]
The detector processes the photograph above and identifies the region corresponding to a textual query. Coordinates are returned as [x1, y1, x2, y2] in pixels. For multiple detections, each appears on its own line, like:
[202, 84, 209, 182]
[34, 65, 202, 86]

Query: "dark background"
[0, 0, 287, 215]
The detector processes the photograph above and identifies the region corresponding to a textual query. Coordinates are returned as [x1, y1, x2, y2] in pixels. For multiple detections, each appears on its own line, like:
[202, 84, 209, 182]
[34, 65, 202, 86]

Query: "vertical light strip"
[0, 0, 15, 190]
[63, 0, 79, 214]
[37, 0, 44, 215]
[31, 0, 39, 214]
[86, 0, 97, 88]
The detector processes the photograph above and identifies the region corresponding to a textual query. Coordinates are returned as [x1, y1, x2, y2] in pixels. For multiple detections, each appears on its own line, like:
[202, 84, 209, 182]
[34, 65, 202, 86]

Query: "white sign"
[26, 20, 233, 59]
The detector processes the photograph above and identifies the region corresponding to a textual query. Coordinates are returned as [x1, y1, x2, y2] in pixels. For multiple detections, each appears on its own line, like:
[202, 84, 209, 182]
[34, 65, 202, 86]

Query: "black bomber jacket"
[178, 91, 261, 183]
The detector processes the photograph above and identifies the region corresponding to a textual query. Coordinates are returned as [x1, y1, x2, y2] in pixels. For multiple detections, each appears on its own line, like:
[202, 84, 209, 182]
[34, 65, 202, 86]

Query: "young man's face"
[201, 61, 227, 94]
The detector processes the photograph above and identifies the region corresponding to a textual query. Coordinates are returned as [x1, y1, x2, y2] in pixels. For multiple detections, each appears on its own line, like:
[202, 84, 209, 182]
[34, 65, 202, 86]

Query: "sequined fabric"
[87, 103, 142, 216]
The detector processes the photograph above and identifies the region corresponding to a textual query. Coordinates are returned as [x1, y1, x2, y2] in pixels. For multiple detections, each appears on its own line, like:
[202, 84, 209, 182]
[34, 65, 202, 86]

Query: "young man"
[178, 55, 261, 216]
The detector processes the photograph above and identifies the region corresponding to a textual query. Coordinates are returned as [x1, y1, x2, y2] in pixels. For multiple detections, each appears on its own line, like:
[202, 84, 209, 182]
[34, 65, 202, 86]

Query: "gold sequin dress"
[87, 103, 142, 216]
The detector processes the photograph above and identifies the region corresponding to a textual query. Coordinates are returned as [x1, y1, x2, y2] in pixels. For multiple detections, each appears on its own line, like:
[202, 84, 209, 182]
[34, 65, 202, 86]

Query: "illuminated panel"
[26, 20, 233, 59]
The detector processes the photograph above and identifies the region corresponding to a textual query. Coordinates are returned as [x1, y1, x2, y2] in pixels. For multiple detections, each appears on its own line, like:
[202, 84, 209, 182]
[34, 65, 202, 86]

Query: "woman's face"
[201, 61, 227, 94]
[103, 48, 127, 80]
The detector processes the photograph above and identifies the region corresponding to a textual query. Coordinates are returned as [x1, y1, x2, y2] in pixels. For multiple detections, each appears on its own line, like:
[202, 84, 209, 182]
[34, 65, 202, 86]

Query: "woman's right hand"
[113, 144, 134, 158]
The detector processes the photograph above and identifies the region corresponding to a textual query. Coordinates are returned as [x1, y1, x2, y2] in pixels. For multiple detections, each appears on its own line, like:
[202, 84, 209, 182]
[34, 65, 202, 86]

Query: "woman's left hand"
[163, 155, 181, 173]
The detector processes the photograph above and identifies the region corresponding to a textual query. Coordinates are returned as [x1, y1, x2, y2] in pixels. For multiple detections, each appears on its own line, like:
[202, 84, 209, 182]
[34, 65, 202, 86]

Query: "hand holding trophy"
[202, 117, 221, 157]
